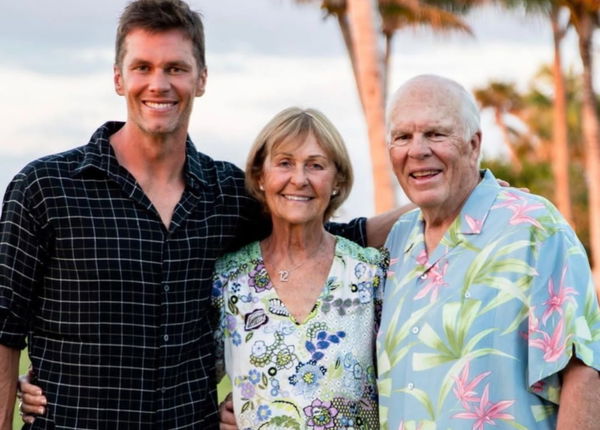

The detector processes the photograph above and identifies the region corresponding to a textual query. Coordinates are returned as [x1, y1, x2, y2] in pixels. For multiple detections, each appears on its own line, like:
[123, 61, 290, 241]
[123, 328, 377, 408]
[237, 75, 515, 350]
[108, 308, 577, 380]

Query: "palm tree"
[548, 2, 573, 224]
[295, 0, 474, 213]
[473, 81, 525, 171]
[565, 1, 600, 280]
[493, 0, 574, 223]
[378, 0, 473, 97]
[345, 0, 395, 213]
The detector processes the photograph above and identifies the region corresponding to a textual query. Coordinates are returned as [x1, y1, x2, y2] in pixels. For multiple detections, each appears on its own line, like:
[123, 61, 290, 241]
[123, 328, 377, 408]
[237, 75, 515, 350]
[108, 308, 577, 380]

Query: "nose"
[148, 70, 170, 93]
[290, 165, 308, 186]
[407, 134, 432, 159]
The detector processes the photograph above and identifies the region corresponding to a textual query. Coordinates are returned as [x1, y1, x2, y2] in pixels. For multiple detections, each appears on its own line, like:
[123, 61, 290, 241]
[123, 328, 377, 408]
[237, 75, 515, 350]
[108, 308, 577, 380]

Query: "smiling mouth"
[144, 101, 177, 110]
[283, 194, 312, 201]
[410, 169, 441, 179]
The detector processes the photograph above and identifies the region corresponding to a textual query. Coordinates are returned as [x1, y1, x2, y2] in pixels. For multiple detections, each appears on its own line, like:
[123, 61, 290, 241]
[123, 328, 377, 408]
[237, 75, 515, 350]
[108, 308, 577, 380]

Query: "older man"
[377, 75, 600, 429]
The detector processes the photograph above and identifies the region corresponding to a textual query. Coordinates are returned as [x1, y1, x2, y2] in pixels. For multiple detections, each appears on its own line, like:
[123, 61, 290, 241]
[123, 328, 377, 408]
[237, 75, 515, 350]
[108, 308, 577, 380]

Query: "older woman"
[213, 107, 386, 429]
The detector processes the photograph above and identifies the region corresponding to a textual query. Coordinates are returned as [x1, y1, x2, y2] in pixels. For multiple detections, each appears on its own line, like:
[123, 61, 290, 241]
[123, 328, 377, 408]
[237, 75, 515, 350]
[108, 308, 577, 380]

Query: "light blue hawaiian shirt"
[212, 236, 387, 429]
[377, 169, 600, 430]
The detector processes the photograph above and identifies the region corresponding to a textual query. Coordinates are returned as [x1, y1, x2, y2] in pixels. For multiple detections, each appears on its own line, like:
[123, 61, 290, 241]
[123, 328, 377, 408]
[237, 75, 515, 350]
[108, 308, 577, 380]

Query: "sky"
[0, 0, 593, 220]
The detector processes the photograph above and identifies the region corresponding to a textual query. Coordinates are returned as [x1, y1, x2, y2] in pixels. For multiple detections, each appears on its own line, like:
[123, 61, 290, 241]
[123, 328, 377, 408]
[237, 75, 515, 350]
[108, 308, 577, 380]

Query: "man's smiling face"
[114, 28, 206, 139]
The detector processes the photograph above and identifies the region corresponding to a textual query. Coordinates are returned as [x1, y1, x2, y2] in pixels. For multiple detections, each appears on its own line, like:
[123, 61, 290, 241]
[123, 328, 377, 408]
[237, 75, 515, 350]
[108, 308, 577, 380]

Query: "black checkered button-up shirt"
[0, 121, 366, 429]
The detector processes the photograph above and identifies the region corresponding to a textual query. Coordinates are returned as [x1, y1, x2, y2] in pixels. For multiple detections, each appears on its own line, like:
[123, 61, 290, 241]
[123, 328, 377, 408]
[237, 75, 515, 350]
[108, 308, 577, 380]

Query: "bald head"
[387, 75, 480, 142]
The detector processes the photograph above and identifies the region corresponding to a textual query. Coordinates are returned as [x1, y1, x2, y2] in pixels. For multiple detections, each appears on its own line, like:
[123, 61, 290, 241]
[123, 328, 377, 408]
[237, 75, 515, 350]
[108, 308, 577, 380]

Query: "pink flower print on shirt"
[530, 319, 572, 362]
[414, 261, 448, 303]
[465, 215, 484, 234]
[453, 384, 515, 430]
[416, 249, 428, 266]
[453, 361, 492, 410]
[492, 191, 525, 209]
[505, 202, 545, 229]
[492, 192, 545, 228]
[541, 266, 578, 325]
[388, 257, 401, 279]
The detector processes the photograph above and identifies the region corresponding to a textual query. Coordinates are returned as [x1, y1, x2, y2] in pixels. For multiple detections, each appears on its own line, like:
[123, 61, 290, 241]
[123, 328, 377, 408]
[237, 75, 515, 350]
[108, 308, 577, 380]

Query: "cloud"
[0, 0, 593, 220]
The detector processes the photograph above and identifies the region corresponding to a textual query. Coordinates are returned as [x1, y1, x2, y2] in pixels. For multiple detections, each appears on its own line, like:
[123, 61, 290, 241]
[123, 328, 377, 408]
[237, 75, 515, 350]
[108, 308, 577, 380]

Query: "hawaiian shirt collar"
[402, 169, 500, 267]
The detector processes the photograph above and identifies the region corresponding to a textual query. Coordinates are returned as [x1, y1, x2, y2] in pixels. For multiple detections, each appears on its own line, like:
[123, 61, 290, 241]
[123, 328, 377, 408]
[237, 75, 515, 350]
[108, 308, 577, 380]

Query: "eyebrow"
[272, 152, 329, 160]
[127, 58, 193, 68]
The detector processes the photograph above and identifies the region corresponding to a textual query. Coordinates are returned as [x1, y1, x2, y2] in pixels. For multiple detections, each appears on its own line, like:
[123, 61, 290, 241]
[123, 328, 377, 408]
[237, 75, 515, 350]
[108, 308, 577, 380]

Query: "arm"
[0, 345, 19, 430]
[366, 203, 415, 248]
[556, 357, 600, 429]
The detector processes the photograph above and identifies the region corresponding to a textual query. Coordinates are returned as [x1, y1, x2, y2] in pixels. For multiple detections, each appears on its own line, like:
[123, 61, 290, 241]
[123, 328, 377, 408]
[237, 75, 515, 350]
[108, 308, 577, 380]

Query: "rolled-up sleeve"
[0, 174, 46, 349]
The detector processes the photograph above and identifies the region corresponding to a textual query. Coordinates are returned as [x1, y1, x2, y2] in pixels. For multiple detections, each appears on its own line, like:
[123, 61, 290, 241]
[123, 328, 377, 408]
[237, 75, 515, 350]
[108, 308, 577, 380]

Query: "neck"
[264, 223, 330, 258]
[261, 223, 334, 284]
[110, 123, 187, 184]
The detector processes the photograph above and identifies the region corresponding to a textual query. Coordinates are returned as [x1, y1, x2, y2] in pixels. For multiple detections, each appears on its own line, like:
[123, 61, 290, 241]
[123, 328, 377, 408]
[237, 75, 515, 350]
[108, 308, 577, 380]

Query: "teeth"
[285, 195, 310, 201]
[145, 102, 174, 109]
[412, 170, 438, 178]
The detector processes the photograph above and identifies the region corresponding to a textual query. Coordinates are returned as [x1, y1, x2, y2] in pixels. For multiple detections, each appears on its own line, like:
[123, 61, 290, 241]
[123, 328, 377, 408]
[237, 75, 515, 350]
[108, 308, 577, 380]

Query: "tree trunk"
[495, 110, 522, 171]
[550, 6, 573, 225]
[575, 11, 600, 286]
[347, 0, 396, 213]
[383, 32, 393, 106]
[334, 11, 365, 112]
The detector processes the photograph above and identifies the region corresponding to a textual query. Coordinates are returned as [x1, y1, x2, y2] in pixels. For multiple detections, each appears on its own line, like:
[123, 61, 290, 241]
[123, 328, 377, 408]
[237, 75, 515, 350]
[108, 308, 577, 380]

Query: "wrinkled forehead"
[387, 92, 463, 132]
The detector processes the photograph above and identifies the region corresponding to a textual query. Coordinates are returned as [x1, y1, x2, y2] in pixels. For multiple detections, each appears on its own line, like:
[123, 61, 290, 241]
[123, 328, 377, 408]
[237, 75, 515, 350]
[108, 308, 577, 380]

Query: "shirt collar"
[73, 121, 208, 192]
[402, 169, 500, 256]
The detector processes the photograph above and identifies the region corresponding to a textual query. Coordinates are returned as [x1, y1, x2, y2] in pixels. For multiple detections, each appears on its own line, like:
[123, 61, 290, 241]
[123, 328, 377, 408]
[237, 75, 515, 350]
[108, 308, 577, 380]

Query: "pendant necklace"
[277, 234, 325, 282]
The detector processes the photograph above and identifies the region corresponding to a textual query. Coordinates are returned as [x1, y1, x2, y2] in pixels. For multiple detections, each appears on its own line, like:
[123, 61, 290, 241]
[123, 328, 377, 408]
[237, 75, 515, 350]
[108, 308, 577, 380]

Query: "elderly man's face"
[387, 85, 480, 215]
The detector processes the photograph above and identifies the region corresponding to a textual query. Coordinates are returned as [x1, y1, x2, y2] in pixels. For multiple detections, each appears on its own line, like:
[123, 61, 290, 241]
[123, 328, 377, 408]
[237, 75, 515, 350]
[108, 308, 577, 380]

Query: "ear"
[332, 176, 342, 196]
[114, 65, 124, 96]
[469, 131, 482, 160]
[195, 67, 207, 97]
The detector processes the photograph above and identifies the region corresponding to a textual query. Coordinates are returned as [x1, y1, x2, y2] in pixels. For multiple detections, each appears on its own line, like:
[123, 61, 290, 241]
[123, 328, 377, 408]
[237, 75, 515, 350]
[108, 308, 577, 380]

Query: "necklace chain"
[276, 234, 326, 282]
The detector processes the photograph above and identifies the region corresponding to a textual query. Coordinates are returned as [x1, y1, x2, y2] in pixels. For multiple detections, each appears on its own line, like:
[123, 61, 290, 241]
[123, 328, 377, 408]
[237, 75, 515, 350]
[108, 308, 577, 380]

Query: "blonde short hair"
[245, 107, 353, 221]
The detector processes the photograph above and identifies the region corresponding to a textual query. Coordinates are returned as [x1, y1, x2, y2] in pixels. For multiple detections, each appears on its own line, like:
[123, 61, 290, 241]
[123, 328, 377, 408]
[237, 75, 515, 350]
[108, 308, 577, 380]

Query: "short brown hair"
[115, 0, 206, 70]
[246, 107, 353, 221]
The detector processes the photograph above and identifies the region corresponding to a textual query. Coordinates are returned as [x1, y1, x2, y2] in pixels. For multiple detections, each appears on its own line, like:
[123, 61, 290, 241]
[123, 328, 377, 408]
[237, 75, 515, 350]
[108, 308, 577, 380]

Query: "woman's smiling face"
[260, 133, 339, 228]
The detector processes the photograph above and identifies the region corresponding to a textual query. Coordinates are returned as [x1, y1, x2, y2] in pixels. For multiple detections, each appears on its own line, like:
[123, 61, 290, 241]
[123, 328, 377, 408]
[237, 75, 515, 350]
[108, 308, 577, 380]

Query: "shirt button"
[407, 383, 414, 390]
[163, 334, 169, 342]
[161, 387, 166, 393]
[411, 326, 419, 334]
[419, 273, 427, 280]
[465, 291, 471, 298]
[164, 285, 170, 292]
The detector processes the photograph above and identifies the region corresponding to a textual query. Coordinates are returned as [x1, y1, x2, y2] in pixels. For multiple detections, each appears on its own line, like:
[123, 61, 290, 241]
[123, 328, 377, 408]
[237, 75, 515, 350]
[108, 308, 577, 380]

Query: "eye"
[426, 130, 447, 140]
[133, 64, 150, 72]
[392, 133, 411, 145]
[168, 66, 185, 74]
[308, 162, 324, 170]
[276, 159, 291, 168]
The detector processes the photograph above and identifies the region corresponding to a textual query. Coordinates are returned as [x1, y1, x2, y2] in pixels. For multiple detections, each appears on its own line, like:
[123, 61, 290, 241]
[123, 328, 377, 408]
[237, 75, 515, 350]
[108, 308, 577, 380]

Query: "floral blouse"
[212, 236, 387, 429]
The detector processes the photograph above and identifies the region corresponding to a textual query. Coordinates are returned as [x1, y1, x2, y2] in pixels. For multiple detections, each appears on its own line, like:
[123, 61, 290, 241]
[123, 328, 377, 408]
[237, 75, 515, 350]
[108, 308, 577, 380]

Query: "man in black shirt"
[0, 1, 394, 428]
